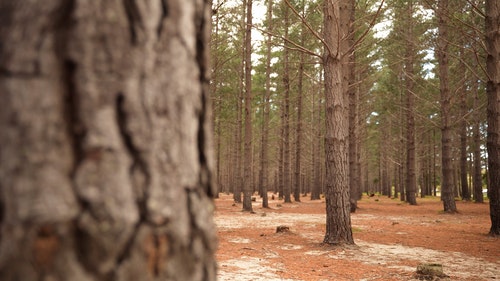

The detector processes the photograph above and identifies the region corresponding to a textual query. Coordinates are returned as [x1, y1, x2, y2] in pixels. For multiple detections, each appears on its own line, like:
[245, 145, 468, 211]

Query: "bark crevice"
[115, 93, 150, 209]
[195, 2, 213, 197]
[113, 93, 150, 270]
[157, 0, 169, 37]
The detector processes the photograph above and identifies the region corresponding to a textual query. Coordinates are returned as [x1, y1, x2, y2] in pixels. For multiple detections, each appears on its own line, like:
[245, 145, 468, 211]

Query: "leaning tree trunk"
[485, 0, 500, 236]
[0, 1, 217, 280]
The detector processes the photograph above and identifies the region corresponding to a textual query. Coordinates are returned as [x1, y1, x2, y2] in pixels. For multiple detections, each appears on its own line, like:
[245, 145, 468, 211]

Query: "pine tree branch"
[253, 25, 322, 58]
[347, 0, 386, 58]
[283, 0, 332, 59]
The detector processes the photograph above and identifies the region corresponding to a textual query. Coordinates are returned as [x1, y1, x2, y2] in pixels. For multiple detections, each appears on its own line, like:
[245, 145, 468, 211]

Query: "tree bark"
[472, 75, 484, 203]
[282, 0, 292, 203]
[242, 0, 254, 212]
[343, 0, 359, 212]
[311, 78, 322, 201]
[213, 2, 222, 198]
[234, 0, 247, 204]
[323, 0, 354, 245]
[460, 83, 471, 201]
[294, 0, 305, 203]
[485, 0, 500, 236]
[405, 0, 417, 205]
[437, 0, 457, 213]
[259, 0, 273, 209]
[0, 1, 217, 280]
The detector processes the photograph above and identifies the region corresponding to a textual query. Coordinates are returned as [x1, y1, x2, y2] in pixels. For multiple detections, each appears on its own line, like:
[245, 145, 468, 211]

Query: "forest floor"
[214, 193, 499, 281]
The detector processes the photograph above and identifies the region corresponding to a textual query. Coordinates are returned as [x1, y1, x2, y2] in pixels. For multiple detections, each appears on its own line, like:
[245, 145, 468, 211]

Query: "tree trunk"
[405, 0, 417, 205]
[343, 0, 359, 212]
[323, 0, 354, 245]
[259, 0, 273, 209]
[311, 80, 322, 201]
[242, 0, 254, 212]
[0, 1, 217, 280]
[234, 0, 246, 203]
[294, 1, 305, 202]
[437, 0, 457, 213]
[485, 0, 500, 236]
[460, 85, 471, 201]
[213, 1, 222, 198]
[282, 0, 292, 203]
[472, 75, 484, 203]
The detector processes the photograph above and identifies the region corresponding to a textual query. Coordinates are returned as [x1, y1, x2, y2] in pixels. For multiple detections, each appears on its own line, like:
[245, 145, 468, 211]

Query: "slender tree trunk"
[433, 128, 438, 196]
[294, 62, 303, 202]
[343, 0, 359, 212]
[472, 76, 484, 203]
[460, 86, 471, 201]
[323, 0, 354, 246]
[294, 1, 305, 202]
[0, 1, 217, 280]
[279, 96, 285, 199]
[259, 0, 273, 208]
[311, 81, 322, 200]
[234, 89, 243, 202]
[485, 0, 500, 236]
[242, 0, 254, 212]
[437, 0, 457, 213]
[234, 0, 246, 203]
[282, 0, 292, 203]
[215, 103, 222, 198]
[212, 3, 221, 198]
[399, 85, 406, 202]
[405, 0, 417, 205]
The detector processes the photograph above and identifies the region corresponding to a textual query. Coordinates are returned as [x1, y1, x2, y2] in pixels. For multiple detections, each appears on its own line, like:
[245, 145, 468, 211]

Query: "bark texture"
[405, 0, 417, 205]
[485, 0, 500, 236]
[437, 0, 457, 213]
[282, 0, 292, 203]
[242, 0, 254, 212]
[0, 1, 217, 280]
[472, 78, 484, 203]
[323, 0, 354, 245]
[259, 0, 273, 209]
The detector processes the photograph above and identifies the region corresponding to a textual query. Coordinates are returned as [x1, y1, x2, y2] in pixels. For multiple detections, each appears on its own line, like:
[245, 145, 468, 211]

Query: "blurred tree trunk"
[0, 1, 217, 280]
[485, 0, 500, 236]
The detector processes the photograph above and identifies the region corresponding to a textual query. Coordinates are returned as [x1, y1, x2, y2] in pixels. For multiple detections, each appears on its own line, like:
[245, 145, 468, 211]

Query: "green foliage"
[211, 0, 487, 197]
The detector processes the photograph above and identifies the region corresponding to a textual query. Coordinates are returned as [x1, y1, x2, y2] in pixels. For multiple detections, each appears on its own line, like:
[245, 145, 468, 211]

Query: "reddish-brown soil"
[214, 193, 499, 281]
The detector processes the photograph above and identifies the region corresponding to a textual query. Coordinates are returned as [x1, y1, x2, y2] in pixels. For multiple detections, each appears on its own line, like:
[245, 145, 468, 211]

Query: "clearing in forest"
[215, 194, 499, 281]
